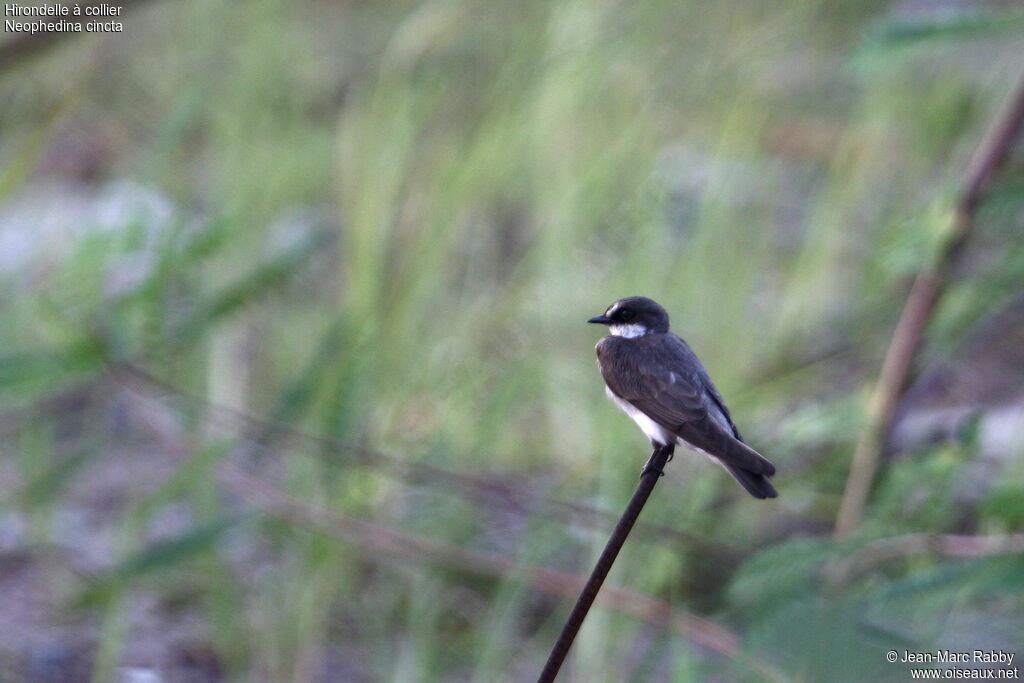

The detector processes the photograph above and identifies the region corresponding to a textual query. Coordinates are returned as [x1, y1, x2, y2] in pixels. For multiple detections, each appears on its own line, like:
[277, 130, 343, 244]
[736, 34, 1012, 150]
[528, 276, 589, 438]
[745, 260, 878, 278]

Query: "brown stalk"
[216, 462, 785, 681]
[112, 363, 740, 562]
[835, 72, 1024, 537]
[825, 532, 1024, 586]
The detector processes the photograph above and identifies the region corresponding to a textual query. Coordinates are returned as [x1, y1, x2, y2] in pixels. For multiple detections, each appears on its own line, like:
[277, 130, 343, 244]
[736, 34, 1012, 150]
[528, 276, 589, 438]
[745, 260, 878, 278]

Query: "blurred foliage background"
[1, 0, 1024, 681]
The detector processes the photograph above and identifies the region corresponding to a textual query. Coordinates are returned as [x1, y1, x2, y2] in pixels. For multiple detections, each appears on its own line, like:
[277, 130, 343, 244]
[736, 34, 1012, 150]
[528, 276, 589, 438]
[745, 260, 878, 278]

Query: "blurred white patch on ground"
[0, 180, 183, 297]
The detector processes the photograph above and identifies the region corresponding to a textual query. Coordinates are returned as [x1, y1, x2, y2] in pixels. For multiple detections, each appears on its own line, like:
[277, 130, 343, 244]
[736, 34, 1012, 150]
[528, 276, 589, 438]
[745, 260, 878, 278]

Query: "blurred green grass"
[1, 0, 1023, 681]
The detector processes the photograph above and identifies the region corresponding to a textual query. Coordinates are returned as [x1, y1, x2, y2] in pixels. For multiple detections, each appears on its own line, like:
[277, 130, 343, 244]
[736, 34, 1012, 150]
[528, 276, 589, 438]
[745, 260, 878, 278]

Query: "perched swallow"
[588, 296, 777, 498]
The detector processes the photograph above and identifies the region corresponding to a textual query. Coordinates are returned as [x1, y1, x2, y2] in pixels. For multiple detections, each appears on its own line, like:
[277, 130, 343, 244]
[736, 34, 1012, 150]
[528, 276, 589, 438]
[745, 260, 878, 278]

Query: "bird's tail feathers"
[723, 438, 776, 477]
[723, 463, 778, 499]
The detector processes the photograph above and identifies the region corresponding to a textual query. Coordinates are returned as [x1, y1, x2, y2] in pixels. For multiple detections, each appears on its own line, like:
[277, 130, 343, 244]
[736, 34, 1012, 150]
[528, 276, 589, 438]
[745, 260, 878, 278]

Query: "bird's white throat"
[609, 323, 649, 339]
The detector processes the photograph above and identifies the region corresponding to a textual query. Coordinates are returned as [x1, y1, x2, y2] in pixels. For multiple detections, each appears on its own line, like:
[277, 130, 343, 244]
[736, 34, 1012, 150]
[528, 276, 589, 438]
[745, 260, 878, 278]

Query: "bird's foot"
[639, 444, 674, 479]
[649, 442, 675, 463]
[639, 461, 665, 479]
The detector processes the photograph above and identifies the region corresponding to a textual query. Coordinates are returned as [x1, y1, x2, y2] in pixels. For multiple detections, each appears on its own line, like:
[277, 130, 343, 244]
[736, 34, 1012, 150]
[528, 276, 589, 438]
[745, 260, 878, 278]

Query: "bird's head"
[588, 296, 670, 338]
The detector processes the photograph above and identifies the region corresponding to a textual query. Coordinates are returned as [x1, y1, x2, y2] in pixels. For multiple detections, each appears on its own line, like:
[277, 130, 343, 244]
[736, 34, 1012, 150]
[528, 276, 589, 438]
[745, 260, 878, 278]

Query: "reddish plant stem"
[835, 72, 1024, 537]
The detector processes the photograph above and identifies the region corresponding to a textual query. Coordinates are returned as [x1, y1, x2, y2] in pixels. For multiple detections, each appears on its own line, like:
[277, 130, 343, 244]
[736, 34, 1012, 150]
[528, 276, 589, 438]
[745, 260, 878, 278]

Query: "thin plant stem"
[538, 443, 675, 682]
[835, 72, 1024, 537]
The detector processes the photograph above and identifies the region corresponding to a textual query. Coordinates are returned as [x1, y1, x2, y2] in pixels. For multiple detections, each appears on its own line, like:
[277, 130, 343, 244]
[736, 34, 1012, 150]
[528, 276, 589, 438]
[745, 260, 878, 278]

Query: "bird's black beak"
[587, 315, 612, 325]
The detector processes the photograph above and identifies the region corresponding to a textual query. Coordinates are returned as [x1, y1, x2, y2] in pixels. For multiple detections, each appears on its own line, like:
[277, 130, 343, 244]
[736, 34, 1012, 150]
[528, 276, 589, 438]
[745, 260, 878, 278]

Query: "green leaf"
[174, 231, 330, 346]
[18, 451, 93, 508]
[863, 555, 1024, 608]
[729, 537, 841, 614]
[981, 487, 1024, 528]
[115, 217, 235, 306]
[863, 9, 1024, 49]
[75, 517, 241, 607]
[0, 341, 106, 393]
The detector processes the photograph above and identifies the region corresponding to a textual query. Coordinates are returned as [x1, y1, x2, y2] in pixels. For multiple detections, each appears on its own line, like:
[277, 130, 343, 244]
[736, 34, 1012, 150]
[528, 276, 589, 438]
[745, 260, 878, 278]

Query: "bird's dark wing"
[702, 376, 742, 440]
[597, 335, 775, 477]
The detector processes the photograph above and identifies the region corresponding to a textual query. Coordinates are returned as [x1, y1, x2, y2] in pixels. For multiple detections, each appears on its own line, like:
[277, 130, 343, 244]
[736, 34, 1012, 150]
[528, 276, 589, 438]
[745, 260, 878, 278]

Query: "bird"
[588, 296, 777, 499]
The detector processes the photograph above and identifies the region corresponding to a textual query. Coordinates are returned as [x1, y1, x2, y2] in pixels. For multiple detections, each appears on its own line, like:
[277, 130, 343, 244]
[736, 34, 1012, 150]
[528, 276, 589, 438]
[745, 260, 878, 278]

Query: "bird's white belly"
[606, 387, 673, 446]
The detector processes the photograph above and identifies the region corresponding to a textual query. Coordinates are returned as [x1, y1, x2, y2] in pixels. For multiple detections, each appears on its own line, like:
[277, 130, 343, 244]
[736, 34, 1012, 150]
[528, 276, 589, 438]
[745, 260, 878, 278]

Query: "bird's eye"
[618, 308, 635, 321]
